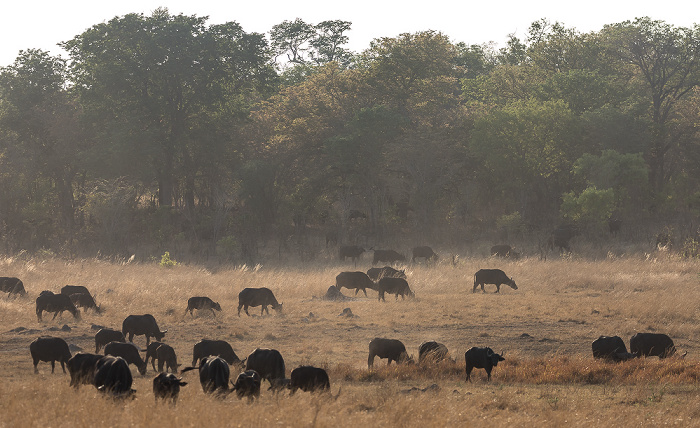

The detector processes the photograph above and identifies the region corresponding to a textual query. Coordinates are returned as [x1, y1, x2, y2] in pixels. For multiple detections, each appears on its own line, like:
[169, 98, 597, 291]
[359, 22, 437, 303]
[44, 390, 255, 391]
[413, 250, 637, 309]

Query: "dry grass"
[1, 251, 700, 426]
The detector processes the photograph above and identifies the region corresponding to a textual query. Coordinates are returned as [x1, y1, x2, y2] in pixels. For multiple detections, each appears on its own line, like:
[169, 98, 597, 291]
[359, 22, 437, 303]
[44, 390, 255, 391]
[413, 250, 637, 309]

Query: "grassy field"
[1, 250, 700, 426]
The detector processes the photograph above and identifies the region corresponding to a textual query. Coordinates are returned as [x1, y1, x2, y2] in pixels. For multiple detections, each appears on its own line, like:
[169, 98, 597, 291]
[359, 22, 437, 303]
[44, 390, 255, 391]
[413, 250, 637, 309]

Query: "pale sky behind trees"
[0, 0, 696, 66]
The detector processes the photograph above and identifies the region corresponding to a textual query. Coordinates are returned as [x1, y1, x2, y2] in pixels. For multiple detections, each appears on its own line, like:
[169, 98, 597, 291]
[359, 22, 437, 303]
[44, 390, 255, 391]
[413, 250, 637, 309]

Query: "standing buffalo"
[232, 370, 262, 400]
[121, 314, 166, 346]
[339, 245, 366, 265]
[68, 293, 101, 313]
[154, 343, 179, 373]
[104, 341, 148, 375]
[335, 271, 376, 297]
[608, 219, 622, 236]
[367, 266, 406, 281]
[94, 355, 135, 397]
[185, 296, 222, 317]
[153, 373, 187, 404]
[191, 339, 242, 366]
[630, 333, 681, 358]
[30, 336, 72, 374]
[36, 291, 80, 322]
[67, 353, 103, 388]
[0, 277, 26, 296]
[464, 347, 505, 381]
[60, 285, 92, 296]
[245, 348, 286, 388]
[473, 269, 518, 293]
[411, 246, 439, 263]
[368, 338, 411, 369]
[376, 277, 414, 301]
[547, 224, 579, 254]
[145, 342, 164, 371]
[289, 366, 330, 394]
[418, 341, 449, 364]
[182, 356, 231, 395]
[372, 249, 406, 265]
[238, 287, 283, 316]
[490, 245, 520, 259]
[592, 336, 637, 361]
[95, 328, 126, 353]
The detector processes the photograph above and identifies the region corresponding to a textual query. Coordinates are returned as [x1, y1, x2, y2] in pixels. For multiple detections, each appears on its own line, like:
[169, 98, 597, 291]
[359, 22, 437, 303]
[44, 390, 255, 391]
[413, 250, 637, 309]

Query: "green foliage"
[561, 187, 615, 225]
[159, 251, 179, 268]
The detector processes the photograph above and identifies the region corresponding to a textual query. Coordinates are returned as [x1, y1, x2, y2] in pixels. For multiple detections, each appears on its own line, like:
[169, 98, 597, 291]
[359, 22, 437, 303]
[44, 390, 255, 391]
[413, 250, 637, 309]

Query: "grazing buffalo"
[36, 291, 80, 322]
[237, 287, 283, 316]
[608, 219, 622, 236]
[290, 366, 330, 394]
[376, 277, 414, 302]
[592, 336, 637, 362]
[630, 333, 681, 359]
[335, 271, 376, 297]
[367, 266, 406, 281]
[245, 348, 286, 388]
[185, 296, 222, 317]
[69, 293, 101, 313]
[192, 339, 242, 366]
[30, 336, 72, 374]
[154, 344, 179, 373]
[0, 277, 26, 296]
[94, 355, 135, 397]
[153, 373, 187, 404]
[104, 341, 148, 375]
[60, 285, 91, 296]
[339, 245, 366, 265]
[464, 347, 505, 382]
[490, 245, 520, 259]
[418, 341, 449, 364]
[182, 356, 230, 395]
[372, 249, 406, 265]
[121, 314, 166, 346]
[95, 328, 126, 353]
[232, 370, 262, 400]
[67, 353, 103, 388]
[368, 338, 411, 369]
[473, 269, 518, 293]
[412, 246, 439, 263]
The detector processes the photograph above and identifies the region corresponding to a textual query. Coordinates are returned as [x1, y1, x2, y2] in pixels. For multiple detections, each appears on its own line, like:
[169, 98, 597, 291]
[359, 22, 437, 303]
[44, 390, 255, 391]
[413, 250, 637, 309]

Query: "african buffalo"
[245, 348, 286, 388]
[464, 347, 505, 381]
[367, 266, 406, 281]
[36, 291, 80, 322]
[60, 285, 91, 296]
[372, 249, 406, 265]
[630, 333, 681, 359]
[67, 352, 103, 388]
[93, 355, 135, 397]
[608, 219, 622, 236]
[490, 245, 520, 259]
[121, 314, 166, 346]
[95, 328, 126, 353]
[145, 342, 179, 373]
[412, 246, 439, 263]
[335, 271, 376, 297]
[0, 277, 26, 296]
[145, 341, 164, 371]
[153, 373, 187, 404]
[232, 370, 262, 400]
[418, 341, 449, 364]
[473, 269, 518, 293]
[185, 296, 222, 317]
[368, 338, 411, 369]
[69, 293, 101, 313]
[592, 336, 637, 362]
[547, 224, 579, 254]
[191, 339, 242, 366]
[104, 341, 147, 375]
[30, 336, 72, 374]
[182, 356, 231, 395]
[376, 277, 414, 301]
[290, 366, 330, 394]
[339, 245, 365, 265]
[237, 287, 283, 316]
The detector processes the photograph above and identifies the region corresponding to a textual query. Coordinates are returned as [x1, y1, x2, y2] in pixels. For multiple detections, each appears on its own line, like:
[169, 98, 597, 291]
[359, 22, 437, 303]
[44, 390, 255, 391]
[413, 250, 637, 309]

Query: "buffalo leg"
[33, 359, 39, 374]
[60, 361, 66, 373]
[465, 366, 473, 382]
[237, 304, 243, 316]
[244, 306, 250, 316]
[362, 288, 368, 297]
[50, 361, 55, 373]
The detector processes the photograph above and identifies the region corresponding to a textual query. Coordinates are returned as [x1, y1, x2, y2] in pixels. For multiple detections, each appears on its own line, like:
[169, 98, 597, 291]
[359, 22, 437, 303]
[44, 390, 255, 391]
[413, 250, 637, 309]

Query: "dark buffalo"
[69, 293, 101, 313]
[237, 287, 283, 316]
[376, 277, 414, 302]
[592, 336, 637, 362]
[185, 296, 222, 317]
[30, 336, 72, 374]
[153, 372, 187, 404]
[122, 314, 166, 346]
[95, 328, 126, 353]
[67, 353, 103, 388]
[145, 341, 164, 371]
[155, 343, 179, 373]
[35, 291, 80, 322]
[60, 285, 91, 296]
[473, 269, 518, 293]
[367, 266, 406, 281]
[0, 277, 26, 296]
[104, 341, 147, 375]
[464, 347, 505, 382]
[608, 219, 622, 236]
[335, 271, 376, 297]
[630, 333, 680, 359]
[94, 355, 135, 397]
[418, 341, 449, 364]
[368, 338, 411, 369]
[372, 249, 406, 265]
[290, 366, 330, 394]
[412, 246, 439, 263]
[547, 224, 579, 254]
[339, 245, 365, 265]
[232, 370, 262, 400]
[245, 348, 286, 388]
[490, 245, 520, 259]
[191, 339, 242, 366]
[182, 356, 231, 395]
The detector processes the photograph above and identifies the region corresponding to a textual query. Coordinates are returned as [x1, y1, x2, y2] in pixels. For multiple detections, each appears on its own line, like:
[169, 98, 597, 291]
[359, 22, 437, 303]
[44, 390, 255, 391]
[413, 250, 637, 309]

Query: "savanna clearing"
[1, 251, 700, 426]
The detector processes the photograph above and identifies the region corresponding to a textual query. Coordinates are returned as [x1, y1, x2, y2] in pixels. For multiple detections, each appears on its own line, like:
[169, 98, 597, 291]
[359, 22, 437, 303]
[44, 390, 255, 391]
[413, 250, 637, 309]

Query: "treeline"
[1, 10, 699, 261]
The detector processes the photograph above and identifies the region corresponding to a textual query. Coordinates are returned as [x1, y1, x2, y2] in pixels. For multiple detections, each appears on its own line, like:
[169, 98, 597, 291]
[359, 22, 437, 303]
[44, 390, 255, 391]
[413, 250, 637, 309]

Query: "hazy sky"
[1, 1, 697, 67]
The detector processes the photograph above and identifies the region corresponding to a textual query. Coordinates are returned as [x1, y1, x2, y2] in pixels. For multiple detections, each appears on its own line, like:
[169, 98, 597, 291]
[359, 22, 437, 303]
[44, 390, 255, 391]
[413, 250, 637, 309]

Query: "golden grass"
[1, 252, 700, 426]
